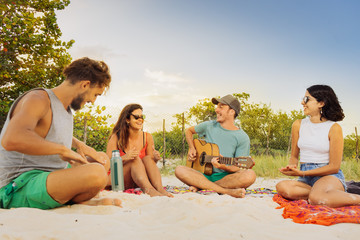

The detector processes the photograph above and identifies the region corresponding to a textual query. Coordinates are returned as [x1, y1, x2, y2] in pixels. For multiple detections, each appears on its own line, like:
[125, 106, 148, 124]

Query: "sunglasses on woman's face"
[302, 96, 310, 104]
[131, 114, 145, 120]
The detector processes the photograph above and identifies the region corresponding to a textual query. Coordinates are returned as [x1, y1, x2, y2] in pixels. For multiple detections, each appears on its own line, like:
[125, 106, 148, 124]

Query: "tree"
[73, 105, 114, 152]
[241, 102, 304, 154]
[240, 103, 274, 154]
[270, 110, 304, 152]
[186, 97, 217, 125]
[0, 0, 74, 129]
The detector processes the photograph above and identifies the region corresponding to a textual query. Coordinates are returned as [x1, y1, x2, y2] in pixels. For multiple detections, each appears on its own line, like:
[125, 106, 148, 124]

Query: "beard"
[70, 92, 86, 111]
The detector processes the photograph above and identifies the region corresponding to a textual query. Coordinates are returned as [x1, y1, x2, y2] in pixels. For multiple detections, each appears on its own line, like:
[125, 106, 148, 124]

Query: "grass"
[251, 154, 289, 178]
[341, 157, 360, 181]
[159, 157, 185, 176]
[160, 154, 360, 181]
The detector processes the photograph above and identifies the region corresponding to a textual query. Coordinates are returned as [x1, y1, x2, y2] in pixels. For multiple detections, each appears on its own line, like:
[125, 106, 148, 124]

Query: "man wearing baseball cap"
[175, 94, 256, 198]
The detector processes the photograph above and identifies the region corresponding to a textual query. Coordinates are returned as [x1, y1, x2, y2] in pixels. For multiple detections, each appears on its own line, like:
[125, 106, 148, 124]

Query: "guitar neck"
[204, 155, 234, 165]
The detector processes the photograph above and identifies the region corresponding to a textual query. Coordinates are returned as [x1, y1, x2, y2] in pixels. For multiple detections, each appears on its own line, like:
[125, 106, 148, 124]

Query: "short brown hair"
[63, 57, 111, 88]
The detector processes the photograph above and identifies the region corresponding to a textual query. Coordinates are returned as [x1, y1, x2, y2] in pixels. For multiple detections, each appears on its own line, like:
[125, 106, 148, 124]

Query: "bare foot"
[158, 188, 174, 198]
[80, 198, 122, 207]
[225, 188, 246, 198]
[143, 188, 164, 197]
[189, 186, 198, 192]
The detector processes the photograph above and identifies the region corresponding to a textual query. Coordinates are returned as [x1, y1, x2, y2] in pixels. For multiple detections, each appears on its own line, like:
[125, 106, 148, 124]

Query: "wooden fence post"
[182, 112, 185, 160]
[163, 119, 166, 167]
[287, 134, 291, 157]
[356, 127, 359, 162]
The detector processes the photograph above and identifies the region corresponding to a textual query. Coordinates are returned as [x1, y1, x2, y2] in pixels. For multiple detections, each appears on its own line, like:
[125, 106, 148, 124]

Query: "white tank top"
[297, 117, 335, 164]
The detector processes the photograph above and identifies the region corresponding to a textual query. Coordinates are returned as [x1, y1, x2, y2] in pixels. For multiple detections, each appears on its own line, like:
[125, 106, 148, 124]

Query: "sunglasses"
[131, 114, 145, 120]
[302, 96, 310, 104]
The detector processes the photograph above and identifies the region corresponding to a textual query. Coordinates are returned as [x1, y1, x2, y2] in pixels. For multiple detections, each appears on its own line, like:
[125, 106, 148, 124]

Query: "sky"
[56, 0, 360, 135]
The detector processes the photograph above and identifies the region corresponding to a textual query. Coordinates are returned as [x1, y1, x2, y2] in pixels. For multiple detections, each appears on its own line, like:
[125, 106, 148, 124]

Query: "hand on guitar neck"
[211, 157, 223, 169]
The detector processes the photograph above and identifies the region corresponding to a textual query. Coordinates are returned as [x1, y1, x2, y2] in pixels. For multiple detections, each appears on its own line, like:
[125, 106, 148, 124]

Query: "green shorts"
[203, 171, 229, 182]
[0, 170, 63, 210]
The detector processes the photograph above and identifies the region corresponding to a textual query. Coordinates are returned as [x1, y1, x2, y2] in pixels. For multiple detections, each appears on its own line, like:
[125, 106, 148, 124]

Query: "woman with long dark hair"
[276, 85, 360, 207]
[106, 104, 172, 197]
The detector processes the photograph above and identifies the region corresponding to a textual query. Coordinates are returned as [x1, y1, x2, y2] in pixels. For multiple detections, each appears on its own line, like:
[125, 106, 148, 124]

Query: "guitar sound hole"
[200, 152, 206, 166]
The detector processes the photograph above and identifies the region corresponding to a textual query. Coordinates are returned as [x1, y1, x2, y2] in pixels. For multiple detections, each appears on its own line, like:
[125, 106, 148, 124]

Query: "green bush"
[152, 126, 188, 157]
[73, 105, 113, 152]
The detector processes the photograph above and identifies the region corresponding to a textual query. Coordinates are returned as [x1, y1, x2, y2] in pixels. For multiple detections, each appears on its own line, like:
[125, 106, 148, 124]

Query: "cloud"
[69, 45, 128, 61]
[144, 68, 188, 84]
[93, 67, 216, 131]
[141, 69, 200, 109]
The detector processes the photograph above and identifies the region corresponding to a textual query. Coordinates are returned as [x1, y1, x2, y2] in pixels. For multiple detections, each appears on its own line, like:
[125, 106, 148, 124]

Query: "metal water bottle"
[110, 150, 124, 191]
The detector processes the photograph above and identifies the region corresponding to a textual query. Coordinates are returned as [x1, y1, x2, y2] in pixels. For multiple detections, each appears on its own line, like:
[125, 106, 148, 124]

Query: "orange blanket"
[273, 194, 360, 226]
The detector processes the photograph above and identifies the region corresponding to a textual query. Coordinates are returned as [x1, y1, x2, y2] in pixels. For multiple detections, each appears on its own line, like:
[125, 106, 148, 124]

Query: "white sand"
[0, 176, 359, 240]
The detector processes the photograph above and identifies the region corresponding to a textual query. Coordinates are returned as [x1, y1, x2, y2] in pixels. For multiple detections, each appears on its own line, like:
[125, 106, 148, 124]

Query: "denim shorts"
[298, 163, 347, 191]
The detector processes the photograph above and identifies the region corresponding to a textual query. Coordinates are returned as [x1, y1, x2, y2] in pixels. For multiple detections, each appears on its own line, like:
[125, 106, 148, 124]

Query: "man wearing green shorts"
[175, 94, 256, 198]
[0, 57, 121, 209]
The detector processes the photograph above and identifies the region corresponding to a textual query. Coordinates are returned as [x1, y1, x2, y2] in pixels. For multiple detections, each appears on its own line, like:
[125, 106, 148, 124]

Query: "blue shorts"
[298, 163, 347, 191]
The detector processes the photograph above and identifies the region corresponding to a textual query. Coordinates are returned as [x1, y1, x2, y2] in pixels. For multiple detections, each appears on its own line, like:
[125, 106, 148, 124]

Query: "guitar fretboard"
[204, 155, 234, 164]
[219, 157, 234, 165]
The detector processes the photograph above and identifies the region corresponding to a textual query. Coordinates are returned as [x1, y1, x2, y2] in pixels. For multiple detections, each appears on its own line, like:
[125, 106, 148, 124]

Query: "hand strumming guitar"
[187, 147, 197, 162]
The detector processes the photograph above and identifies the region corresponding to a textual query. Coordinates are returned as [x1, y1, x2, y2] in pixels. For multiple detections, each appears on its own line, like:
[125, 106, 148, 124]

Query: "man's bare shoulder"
[20, 89, 49, 105]
[12, 89, 50, 117]
[24, 89, 49, 100]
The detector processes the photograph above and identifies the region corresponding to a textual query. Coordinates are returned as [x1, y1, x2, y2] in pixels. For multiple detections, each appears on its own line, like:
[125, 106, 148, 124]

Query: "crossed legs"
[276, 176, 360, 208]
[174, 165, 256, 198]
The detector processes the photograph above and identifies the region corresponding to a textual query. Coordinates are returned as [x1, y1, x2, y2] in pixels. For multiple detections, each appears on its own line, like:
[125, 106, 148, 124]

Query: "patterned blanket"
[124, 186, 277, 197]
[273, 194, 360, 226]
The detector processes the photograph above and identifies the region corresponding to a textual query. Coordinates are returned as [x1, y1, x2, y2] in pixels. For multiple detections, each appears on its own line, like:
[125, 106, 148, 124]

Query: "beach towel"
[123, 186, 217, 195]
[246, 188, 277, 197]
[165, 186, 218, 195]
[124, 186, 276, 197]
[273, 194, 360, 226]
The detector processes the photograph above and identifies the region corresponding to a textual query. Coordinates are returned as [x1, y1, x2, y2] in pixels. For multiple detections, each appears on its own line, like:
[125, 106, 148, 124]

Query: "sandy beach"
[0, 176, 359, 240]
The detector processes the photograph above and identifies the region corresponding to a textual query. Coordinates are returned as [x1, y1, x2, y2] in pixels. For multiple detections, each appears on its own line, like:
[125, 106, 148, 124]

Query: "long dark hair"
[307, 85, 344, 121]
[110, 103, 143, 151]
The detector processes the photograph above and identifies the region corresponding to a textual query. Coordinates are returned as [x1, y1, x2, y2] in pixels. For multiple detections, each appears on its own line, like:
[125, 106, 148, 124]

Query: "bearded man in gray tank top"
[0, 57, 121, 209]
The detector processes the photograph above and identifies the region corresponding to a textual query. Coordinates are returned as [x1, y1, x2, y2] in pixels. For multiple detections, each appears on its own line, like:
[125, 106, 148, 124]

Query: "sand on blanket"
[0, 177, 359, 240]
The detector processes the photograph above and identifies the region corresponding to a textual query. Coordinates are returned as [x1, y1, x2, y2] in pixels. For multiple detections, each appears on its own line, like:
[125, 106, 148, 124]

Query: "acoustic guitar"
[186, 139, 255, 175]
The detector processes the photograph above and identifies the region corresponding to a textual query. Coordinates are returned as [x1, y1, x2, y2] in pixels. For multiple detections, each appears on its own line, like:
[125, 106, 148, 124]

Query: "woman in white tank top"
[276, 85, 360, 208]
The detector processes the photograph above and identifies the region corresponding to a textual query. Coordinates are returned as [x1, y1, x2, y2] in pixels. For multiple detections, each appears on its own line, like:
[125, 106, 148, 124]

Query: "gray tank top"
[0, 88, 73, 188]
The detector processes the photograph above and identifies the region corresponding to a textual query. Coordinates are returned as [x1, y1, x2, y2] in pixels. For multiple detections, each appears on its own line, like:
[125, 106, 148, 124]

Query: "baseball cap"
[211, 94, 240, 114]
